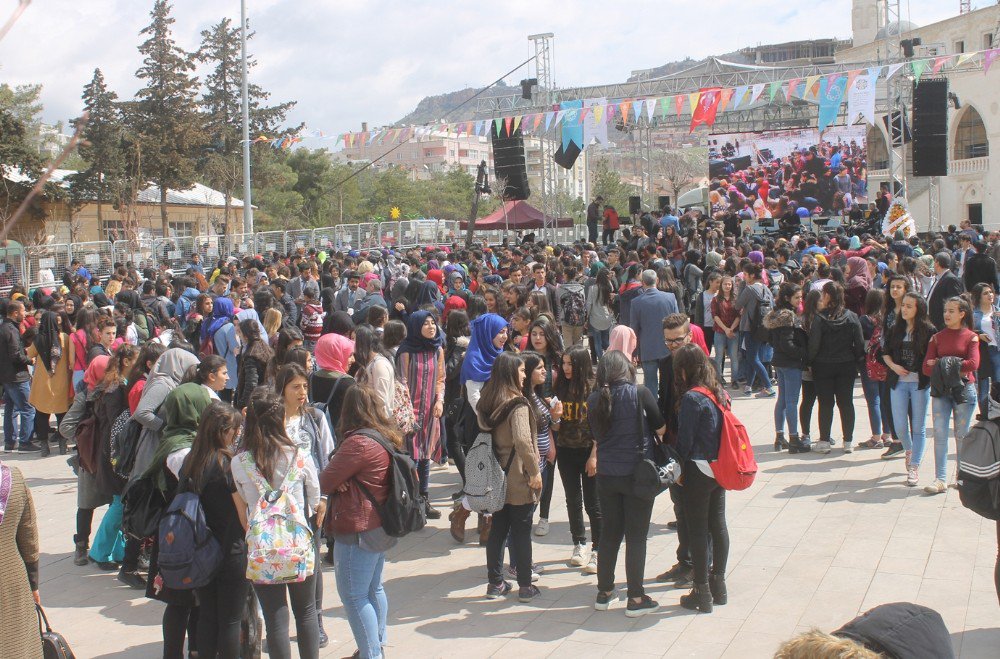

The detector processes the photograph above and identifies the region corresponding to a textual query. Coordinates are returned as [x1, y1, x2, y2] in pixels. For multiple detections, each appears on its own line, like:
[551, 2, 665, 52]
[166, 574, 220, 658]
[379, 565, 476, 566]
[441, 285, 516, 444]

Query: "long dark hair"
[354, 324, 392, 369]
[821, 281, 846, 319]
[125, 342, 167, 397]
[528, 315, 562, 363]
[888, 292, 934, 352]
[776, 282, 801, 312]
[478, 352, 525, 421]
[182, 401, 243, 492]
[194, 355, 226, 385]
[238, 388, 296, 482]
[595, 268, 613, 307]
[672, 344, 726, 411]
[554, 344, 594, 402]
[338, 384, 402, 449]
[239, 318, 273, 364]
[591, 350, 636, 437]
[801, 289, 822, 333]
[274, 363, 309, 412]
[520, 351, 544, 400]
[945, 295, 974, 330]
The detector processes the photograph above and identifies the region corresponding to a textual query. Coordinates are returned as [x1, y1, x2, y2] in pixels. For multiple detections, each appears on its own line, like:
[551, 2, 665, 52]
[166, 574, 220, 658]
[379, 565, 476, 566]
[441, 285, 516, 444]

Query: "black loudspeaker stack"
[658, 195, 671, 211]
[911, 79, 949, 177]
[490, 125, 531, 200]
[628, 195, 641, 215]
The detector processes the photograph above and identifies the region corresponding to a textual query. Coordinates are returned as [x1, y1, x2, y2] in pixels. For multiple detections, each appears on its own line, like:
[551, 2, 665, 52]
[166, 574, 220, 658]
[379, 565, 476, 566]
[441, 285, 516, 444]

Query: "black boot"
[679, 582, 713, 613]
[73, 540, 89, 566]
[57, 433, 68, 456]
[709, 573, 727, 605]
[774, 432, 789, 451]
[424, 498, 441, 520]
[39, 438, 50, 457]
[787, 434, 810, 454]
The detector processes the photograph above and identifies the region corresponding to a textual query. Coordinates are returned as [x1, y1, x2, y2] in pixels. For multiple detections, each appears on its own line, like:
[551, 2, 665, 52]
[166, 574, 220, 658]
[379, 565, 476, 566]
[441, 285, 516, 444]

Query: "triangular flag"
[579, 106, 591, 125]
[731, 85, 748, 109]
[605, 104, 617, 123]
[931, 55, 952, 74]
[911, 59, 928, 83]
[675, 95, 685, 116]
[985, 48, 1000, 74]
[543, 111, 554, 131]
[493, 118, 502, 136]
[717, 87, 735, 113]
[512, 115, 522, 133]
[804, 75, 821, 99]
[554, 109, 567, 126]
[336, 134, 344, 145]
[592, 105, 604, 125]
[503, 116, 513, 136]
[688, 92, 701, 114]
[532, 114, 542, 131]
[646, 98, 656, 121]
[785, 79, 800, 102]
[957, 52, 976, 67]
[886, 63, 904, 79]
[632, 99, 644, 122]
[660, 96, 672, 117]
[749, 83, 765, 105]
[619, 100, 633, 123]
[768, 81, 782, 102]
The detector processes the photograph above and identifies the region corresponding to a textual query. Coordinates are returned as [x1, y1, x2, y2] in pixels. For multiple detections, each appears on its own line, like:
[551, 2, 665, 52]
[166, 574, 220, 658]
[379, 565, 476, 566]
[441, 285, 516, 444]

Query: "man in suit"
[334, 271, 366, 314]
[926, 252, 965, 331]
[629, 269, 679, 395]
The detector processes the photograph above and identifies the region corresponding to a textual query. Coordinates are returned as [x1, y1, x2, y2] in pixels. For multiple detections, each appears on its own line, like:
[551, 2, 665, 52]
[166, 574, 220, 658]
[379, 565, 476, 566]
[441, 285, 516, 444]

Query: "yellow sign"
[390, 206, 401, 220]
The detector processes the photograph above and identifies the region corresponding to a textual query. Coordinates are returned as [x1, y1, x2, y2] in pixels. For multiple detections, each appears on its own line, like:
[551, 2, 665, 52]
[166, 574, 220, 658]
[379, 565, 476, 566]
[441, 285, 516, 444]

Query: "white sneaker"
[924, 479, 946, 495]
[814, 440, 832, 454]
[843, 442, 853, 454]
[905, 467, 918, 487]
[534, 518, 550, 537]
[582, 552, 598, 575]
[568, 543, 587, 567]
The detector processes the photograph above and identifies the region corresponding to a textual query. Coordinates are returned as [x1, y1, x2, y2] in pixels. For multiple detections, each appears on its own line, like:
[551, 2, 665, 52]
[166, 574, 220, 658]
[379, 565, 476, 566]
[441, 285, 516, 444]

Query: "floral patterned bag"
[239, 447, 315, 585]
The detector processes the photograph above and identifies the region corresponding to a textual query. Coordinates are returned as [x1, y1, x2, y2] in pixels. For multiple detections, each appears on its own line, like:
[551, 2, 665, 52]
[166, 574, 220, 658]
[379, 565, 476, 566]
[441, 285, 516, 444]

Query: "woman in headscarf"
[130, 348, 201, 478]
[844, 256, 872, 316]
[322, 309, 355, 338]
[235, 307, 267, 339]
[608, 325, 638, 362]
[427, 268, 446, 296]
[28, 311, 74, 456]
[310, 333, 356, 434]
[201, 296, 234, 355]
[142, 381, 214, 659]
[398, 310, 447, 520]
[389, 277, 410, 321]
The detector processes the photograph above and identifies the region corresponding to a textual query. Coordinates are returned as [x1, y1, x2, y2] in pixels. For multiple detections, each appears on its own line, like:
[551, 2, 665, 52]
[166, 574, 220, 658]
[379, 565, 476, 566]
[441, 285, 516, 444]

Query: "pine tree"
[68, 69, 125, 240]
[130, 0, 204, 236]
[197, 17, 295, 233]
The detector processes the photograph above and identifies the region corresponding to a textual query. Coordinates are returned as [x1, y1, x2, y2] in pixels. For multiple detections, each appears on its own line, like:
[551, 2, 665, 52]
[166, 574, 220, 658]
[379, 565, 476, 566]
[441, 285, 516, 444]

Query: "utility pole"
[529, 33, 554, 242]
[240, 0, 254, 234]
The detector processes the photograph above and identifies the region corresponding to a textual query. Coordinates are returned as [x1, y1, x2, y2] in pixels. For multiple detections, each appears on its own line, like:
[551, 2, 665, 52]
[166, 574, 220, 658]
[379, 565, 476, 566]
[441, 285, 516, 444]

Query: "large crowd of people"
[0, 201, 997, 658]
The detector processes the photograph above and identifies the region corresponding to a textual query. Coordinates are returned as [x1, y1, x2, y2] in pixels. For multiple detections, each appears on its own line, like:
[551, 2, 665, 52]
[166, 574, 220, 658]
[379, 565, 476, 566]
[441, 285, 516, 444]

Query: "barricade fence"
[19, 220, 587, 290]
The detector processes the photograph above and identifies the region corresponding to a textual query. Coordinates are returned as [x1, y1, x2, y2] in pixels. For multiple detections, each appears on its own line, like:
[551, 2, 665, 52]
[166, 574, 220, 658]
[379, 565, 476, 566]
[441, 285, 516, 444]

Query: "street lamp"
[240, 0, 253, 234]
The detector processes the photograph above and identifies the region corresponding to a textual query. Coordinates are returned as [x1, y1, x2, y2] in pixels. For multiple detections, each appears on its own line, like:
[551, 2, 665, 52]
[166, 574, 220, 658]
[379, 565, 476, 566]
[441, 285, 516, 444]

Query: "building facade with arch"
[840, 2, 997, 231]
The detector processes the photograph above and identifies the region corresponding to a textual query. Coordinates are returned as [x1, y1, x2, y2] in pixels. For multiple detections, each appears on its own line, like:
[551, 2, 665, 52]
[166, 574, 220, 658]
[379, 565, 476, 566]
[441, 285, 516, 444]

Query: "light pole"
[240, 0, 253, 234]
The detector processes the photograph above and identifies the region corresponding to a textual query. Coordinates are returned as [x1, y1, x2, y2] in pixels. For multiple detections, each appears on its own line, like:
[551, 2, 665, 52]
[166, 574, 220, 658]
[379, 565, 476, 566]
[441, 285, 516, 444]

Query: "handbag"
[37, 604, 76, 659]
[121, 472, 169, 540]
[631, 389, 681, 500]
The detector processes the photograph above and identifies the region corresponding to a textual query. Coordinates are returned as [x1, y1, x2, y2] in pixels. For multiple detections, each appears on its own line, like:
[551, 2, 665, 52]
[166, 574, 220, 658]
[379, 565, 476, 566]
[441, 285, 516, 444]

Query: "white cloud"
[0, 0, 962, 140]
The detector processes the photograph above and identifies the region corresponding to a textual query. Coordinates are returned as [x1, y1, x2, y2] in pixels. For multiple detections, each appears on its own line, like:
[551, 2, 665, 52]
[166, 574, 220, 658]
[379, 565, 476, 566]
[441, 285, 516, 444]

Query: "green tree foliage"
[590, 155, 635, 217]
[196, 18, 295, 231]
[129, 0, 205, 236]
[0, 85, 47, 235]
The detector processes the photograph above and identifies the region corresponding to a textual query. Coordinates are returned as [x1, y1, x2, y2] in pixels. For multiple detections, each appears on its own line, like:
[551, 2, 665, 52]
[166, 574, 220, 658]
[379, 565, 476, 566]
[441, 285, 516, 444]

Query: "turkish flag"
[690, 87, 723, 133]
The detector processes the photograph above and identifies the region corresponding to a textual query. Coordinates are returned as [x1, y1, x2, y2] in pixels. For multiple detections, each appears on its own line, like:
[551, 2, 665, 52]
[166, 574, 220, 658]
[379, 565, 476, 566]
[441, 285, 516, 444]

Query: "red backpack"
[691, 386, 757, 491]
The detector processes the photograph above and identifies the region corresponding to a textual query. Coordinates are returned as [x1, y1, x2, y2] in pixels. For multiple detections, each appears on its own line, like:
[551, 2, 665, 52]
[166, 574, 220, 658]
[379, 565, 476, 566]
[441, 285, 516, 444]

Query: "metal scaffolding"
[528, 33, 557, 241]
[883, 0, 908, 201]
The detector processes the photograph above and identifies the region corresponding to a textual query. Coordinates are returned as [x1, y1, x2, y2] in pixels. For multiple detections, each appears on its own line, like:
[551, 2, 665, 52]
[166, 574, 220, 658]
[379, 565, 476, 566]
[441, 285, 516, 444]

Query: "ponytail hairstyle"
[821, 281, 845, 319]
[591, 350, 637, 437]
[945, 295, 974, 330]
[238, 388, 295, 482]
[102, 343, 139, 390]
[194, 355, 227, 385]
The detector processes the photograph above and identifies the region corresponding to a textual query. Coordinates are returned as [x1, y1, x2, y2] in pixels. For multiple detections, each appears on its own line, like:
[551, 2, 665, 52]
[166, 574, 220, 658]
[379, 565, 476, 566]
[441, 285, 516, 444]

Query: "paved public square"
[13, 385, 1000, 658]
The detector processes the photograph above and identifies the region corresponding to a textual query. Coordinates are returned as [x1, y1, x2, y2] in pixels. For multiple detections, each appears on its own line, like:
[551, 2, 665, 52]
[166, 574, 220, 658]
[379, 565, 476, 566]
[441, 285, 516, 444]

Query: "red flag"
[690, 87, 723, 133]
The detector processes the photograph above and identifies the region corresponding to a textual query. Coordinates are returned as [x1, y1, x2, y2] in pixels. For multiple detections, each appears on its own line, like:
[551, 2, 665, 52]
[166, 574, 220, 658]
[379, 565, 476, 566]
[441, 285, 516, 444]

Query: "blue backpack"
[157, 479, 222, 590]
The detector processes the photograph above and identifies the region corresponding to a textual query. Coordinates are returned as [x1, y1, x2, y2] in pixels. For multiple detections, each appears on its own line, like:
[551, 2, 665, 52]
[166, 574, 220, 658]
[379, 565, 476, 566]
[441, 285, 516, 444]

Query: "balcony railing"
[950, 156, 989, 175]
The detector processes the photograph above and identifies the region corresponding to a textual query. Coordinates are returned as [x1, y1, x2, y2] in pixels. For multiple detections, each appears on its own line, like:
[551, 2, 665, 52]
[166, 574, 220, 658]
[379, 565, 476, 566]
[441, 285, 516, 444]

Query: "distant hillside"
[627, 52, 748, 81]
[395, 80, 515, 126]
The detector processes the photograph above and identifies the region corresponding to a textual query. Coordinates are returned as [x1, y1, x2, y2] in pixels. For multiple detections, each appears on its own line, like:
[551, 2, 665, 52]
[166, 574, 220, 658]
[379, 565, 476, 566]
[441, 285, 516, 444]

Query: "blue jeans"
[736, 332, 750, 383]
[589, 327, 610, 360]
[642, 360, 659, 396]
[714, 331, 739, 383]
[334, 541, 388, 659]
[930, 383, 977, 481]
[890, 381, 930, 467]
[774, 367, 803, 435]
[744, 336, 771, 392]
[860, 373, 882, 436]
[2, 380, 34, 447]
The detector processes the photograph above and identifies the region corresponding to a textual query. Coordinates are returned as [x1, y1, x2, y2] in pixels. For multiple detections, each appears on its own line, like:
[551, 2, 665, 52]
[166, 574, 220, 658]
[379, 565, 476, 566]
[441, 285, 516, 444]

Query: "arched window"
[866, 125, 889, 169]
[954, 106, 989, 159]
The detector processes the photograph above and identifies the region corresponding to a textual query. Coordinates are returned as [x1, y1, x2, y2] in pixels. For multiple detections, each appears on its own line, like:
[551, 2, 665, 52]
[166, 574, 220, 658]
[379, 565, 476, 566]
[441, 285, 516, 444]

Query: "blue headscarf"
[202, 297, 235, 342]
[236, 308, 267, 339]
[848, 235, 862, 250]
[398, 309, 445, 355]
[460, 313, 508, 384]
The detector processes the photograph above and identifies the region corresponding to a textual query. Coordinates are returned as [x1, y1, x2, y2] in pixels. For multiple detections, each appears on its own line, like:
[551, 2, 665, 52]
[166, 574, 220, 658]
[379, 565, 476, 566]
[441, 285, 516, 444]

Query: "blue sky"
[0, 0, 963, 141]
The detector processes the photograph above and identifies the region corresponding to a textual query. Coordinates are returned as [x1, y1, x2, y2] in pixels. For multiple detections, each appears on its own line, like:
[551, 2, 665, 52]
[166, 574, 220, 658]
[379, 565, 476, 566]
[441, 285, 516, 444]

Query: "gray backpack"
[463, 431, 515, 514]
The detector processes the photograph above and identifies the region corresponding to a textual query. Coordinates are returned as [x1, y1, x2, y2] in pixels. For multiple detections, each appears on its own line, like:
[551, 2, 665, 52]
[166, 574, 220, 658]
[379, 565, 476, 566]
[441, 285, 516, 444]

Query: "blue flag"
[818, 75, 848, 134]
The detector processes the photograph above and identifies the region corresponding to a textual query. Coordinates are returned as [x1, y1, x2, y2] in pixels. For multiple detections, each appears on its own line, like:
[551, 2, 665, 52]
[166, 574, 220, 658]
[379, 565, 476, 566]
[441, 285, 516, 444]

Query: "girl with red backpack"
[673, 344, 731, 614]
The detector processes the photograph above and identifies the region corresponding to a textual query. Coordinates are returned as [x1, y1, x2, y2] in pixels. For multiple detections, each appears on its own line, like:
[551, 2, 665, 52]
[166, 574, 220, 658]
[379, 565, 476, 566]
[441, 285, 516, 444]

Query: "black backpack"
[750, 285, 774, 344]
[957, 418, 1000, 520]
[351, 430, 426, 538]
[309, 374, 346, 448]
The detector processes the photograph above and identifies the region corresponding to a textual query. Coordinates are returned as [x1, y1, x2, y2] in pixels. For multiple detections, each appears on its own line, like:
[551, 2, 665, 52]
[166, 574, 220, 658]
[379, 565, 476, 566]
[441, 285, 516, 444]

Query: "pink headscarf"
[609, 326, 637, 360]
[83, 355, 110, 389]
[846, 256, 872, 291]
[315, 333, 354, 374]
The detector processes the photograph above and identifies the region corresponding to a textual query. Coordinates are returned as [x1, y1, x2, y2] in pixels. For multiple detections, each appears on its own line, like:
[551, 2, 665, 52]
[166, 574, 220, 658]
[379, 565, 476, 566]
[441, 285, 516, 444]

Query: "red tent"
[459, 200, 574, 230]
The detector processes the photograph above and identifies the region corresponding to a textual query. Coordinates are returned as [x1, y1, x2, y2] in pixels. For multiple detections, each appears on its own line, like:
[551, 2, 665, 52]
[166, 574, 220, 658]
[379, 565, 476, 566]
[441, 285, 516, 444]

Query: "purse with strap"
[630, 386, 680, 500]
[37, 604, 76, 658]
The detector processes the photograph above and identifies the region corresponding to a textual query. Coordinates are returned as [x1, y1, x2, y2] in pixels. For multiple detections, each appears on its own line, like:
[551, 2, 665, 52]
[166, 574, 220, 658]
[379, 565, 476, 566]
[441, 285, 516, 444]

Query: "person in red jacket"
[320, 384, 397, 659]
[602, 205, 620, 246]
[923, 296, 979, 495]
